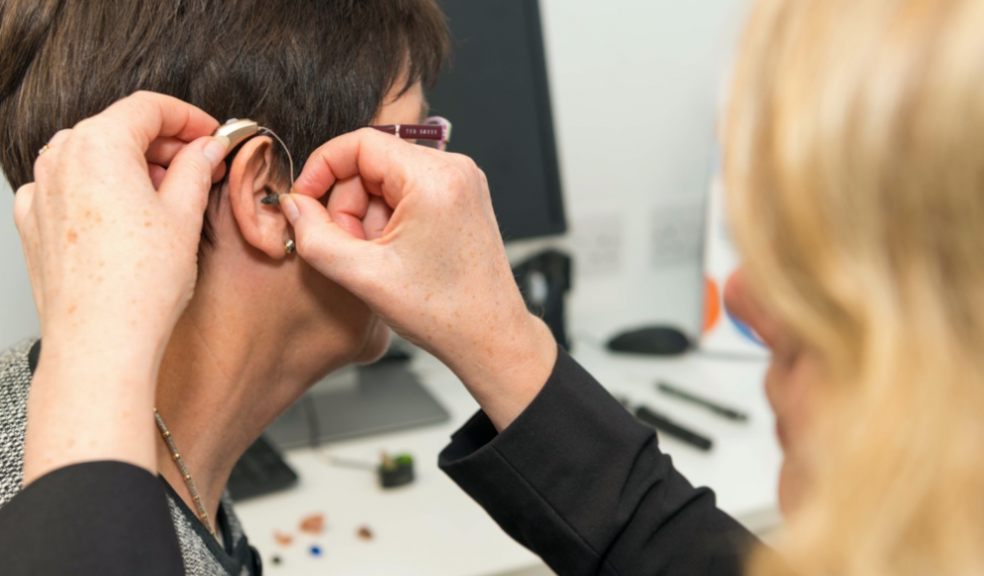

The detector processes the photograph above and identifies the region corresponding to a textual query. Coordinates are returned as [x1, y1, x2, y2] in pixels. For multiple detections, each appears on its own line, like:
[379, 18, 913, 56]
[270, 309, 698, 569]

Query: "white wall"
[0, 177, 39, 349]
[522, 0, 747, 341]
[0, 1, 747, 350]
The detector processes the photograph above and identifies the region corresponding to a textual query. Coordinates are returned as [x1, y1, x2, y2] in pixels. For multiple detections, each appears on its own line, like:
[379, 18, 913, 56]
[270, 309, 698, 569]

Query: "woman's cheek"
[778, 452, 809, 515]
[766, 348, 823, 516]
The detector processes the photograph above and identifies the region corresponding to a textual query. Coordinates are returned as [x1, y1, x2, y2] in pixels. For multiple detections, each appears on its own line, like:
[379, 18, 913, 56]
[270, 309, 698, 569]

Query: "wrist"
[23, 339, 162, 484]
[41, 316, 172, 373]
[32, 331, 165, 417]
[23, 325, 168, 474]
[445, 312, 558, 431]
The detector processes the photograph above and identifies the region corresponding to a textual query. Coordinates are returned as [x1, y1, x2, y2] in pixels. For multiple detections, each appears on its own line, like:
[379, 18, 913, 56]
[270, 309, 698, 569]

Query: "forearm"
[441, 350, 756, 575]
[13, 91, 224, 486]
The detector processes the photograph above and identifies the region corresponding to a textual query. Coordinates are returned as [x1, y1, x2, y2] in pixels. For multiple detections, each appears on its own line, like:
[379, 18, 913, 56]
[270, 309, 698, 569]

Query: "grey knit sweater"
[0, 339, 257, 575]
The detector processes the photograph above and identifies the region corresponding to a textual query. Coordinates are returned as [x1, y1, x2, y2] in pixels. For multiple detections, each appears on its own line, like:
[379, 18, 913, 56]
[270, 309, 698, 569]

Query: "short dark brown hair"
[0, 0, 448, 192]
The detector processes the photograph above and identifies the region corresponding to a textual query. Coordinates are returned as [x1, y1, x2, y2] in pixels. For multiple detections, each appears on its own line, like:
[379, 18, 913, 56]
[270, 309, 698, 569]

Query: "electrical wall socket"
[651, 203, 704, 268]
[570, 213, 623, 276]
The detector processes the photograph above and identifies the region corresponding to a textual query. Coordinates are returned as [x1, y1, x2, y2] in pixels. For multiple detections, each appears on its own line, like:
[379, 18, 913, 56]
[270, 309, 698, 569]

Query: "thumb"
[158, 136, 228, 218]
[280, 193, 378, 287]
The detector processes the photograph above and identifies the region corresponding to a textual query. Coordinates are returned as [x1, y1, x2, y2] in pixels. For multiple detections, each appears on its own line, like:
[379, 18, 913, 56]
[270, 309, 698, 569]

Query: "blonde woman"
[725, 0, 984, 573]
[3, 0, 980, 575]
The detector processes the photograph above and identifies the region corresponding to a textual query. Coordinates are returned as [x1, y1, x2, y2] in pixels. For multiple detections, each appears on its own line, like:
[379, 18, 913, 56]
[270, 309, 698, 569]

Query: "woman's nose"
[723, 268, 777, 348]
[723, 269, 753, 325]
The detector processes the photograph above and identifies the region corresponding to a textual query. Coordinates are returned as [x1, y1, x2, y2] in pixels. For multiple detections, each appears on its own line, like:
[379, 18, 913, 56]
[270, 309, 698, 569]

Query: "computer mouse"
[605, 325, 692, 356]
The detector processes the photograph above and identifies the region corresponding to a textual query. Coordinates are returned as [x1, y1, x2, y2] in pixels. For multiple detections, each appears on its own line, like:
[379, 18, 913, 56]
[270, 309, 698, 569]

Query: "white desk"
[235, 342, 781, 575]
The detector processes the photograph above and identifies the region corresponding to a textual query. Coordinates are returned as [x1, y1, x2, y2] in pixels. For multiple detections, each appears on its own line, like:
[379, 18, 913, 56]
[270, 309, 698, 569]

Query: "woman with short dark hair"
[0, 1, 448, 574]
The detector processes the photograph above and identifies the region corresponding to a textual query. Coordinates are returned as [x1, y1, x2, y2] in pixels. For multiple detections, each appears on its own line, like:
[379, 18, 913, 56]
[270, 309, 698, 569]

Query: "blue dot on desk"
[309, 545, 323, 558]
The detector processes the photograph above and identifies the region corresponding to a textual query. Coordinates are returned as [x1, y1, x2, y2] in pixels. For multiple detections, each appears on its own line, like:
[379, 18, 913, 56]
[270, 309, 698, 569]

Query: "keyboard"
[228, 435, 299, 501]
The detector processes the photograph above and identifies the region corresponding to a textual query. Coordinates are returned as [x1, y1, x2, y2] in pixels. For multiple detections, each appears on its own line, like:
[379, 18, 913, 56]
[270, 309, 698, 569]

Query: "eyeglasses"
[371, 116, 452, 151]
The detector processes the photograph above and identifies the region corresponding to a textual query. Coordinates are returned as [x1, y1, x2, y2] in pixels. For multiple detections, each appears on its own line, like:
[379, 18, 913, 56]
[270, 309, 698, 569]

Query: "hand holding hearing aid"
[15, 91, 228, 481]
[15, 91, 227, 358]
[285, 128, 557, 430]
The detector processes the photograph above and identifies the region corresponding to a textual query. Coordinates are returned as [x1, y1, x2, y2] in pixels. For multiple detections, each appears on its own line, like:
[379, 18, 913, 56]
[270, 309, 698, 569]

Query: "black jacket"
[0, 350, 754, 575]
[439, 350, 755, 575]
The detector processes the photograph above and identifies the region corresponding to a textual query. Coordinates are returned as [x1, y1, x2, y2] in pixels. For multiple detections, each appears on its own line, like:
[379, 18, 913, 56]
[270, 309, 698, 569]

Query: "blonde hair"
[724, 0, 984, 574]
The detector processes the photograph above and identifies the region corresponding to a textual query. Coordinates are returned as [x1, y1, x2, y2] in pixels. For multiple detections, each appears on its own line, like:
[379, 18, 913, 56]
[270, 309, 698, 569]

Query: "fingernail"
[280, 193, 300, 223]
[203, 136, 230, 167]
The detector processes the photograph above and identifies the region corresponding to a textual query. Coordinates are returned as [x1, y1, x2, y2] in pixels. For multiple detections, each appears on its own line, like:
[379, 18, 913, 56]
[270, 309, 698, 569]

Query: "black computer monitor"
[429, 0, 567, 241]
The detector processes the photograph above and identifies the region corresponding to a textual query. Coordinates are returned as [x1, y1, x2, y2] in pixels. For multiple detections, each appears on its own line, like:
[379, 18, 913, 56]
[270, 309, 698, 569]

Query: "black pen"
[634, 405, 714, 451]
[656, 381, 749, 422]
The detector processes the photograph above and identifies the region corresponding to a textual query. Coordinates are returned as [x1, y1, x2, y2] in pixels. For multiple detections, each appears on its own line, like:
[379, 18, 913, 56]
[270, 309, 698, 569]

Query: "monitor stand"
[264, 362, 450, 449]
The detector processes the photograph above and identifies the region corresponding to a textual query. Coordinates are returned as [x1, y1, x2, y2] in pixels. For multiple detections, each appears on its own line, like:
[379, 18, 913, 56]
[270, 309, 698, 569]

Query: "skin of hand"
[13, 91, 229, 483]
[283, 128, 557, 431]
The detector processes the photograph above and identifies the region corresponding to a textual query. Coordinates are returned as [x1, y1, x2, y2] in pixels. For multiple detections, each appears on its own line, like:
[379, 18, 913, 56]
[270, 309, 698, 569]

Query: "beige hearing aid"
[213, 118, 294, 205]
[214, 118, 261, 151]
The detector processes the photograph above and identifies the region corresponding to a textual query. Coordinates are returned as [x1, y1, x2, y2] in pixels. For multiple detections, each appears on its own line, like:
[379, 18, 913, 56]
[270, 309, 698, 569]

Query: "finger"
[211, 162, 227, 184]
[32, 128, 72, 179]
[147, 138, 227, 183]
[363, 196, 392, 241]
[293, 128, 432, 207]
[83, 91, 219, 154]
[157, 136, 229, 219]
[145, 137, 186, 166]
[44, 128, 73, 149]
[149, 156, 225, 191]
[281, 193, 375, 284]
[149, 164, 167, 190]
[326, 177, 371, 240]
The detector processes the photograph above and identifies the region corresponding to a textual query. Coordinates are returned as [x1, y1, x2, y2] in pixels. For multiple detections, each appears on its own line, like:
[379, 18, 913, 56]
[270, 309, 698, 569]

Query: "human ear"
[225, 136, 292, 259]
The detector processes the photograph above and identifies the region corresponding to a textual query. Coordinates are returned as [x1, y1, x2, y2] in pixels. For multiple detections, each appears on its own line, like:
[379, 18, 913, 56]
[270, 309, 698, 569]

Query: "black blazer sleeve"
[439, 350, 756, 575]
[0, 461, 184, 576]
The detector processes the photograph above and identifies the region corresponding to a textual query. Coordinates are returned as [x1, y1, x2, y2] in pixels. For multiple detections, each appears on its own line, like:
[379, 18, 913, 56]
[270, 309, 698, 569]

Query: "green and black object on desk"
[378, 453, 415, 489]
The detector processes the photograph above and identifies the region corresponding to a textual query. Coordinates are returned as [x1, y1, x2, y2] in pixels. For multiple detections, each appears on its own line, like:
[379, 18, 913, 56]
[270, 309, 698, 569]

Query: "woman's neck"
[152, 304, 347, 524]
